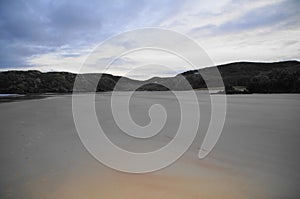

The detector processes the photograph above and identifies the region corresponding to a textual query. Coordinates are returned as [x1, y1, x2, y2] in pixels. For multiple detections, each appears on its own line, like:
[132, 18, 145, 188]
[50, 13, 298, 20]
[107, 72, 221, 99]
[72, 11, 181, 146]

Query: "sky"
[0, 0, 299, 79]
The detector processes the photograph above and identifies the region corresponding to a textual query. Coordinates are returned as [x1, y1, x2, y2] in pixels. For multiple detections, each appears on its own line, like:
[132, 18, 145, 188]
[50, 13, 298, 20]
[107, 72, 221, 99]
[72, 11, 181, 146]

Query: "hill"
[0, 61, 299, 94]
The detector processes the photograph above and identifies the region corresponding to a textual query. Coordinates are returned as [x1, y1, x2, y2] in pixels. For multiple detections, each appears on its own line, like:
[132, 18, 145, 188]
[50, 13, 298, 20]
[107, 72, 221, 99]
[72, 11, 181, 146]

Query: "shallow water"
[0, 94, 22, 97]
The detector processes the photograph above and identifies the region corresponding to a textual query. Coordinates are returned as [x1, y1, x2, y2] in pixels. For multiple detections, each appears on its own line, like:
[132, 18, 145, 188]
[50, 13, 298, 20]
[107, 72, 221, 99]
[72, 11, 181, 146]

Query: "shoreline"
[1, 91, 300, 104]
[0, 94, 51, 103]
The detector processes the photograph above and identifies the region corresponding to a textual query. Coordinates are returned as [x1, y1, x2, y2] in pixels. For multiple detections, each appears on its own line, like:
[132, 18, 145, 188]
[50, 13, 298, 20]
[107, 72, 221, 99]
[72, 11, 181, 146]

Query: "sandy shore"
[0, 92, 299, 198]
[24, 158, 266, 199]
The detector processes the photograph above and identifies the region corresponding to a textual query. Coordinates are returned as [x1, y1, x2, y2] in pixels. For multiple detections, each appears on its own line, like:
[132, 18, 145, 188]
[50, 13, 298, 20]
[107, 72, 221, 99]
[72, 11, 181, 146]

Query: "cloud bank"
[0, 0, 299, 79]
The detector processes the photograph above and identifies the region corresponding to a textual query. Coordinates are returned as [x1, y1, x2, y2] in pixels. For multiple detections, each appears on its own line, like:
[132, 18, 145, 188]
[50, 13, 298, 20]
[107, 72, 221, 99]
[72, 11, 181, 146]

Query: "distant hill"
[0, 61, 299, 94]
[182, 60, 300, 93]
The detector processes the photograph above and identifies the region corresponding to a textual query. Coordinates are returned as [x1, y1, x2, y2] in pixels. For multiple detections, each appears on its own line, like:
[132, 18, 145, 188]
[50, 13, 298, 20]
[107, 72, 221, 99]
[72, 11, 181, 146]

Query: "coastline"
[1, 89, 299, 104]
[0, 94, 49, 103]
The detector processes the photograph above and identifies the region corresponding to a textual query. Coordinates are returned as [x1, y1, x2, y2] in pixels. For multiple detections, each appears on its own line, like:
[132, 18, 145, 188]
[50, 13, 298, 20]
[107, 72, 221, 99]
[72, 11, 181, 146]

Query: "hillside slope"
[0, 61, 299, 94]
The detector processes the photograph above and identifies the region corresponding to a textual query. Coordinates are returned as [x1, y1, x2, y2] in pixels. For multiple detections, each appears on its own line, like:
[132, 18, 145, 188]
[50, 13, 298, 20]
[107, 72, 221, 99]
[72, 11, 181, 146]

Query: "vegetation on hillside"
[0, 61, 299, 94]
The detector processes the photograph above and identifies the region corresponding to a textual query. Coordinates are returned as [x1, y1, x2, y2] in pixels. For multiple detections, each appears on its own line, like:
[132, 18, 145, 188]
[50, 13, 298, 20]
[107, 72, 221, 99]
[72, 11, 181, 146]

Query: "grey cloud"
[218, 1, 299, 32]
[60, 53, 82, 58]
[1, 0, 299, 70]
[0, 0, 177, 68]
[190, 0, 300, 36]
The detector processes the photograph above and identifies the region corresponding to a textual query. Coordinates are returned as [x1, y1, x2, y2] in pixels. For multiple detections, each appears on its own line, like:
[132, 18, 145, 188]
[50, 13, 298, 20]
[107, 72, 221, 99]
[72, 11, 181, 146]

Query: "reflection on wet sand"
[25, 155, 267, 199]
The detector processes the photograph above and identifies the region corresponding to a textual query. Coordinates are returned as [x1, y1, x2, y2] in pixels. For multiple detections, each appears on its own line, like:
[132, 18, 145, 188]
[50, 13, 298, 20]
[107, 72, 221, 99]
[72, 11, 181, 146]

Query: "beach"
[0, 92, 299, 199]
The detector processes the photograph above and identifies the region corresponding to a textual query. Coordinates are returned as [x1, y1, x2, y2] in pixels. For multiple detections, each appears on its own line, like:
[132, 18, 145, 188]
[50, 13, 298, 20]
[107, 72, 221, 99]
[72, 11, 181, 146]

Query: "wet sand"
[24, 161, 266, 199]
[0, 94, 48, 103]
[0, 92, 299, 198]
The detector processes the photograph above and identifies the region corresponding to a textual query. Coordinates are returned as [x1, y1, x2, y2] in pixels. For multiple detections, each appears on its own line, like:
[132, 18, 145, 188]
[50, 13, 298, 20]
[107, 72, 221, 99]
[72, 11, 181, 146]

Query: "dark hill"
[0, 61, 299, 94]
[181, 60, 300, 93]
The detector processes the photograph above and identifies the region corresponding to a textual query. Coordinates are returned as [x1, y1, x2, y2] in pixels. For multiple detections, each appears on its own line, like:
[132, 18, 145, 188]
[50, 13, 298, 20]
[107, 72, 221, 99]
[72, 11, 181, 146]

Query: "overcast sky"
[0, 0, 299, 79]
